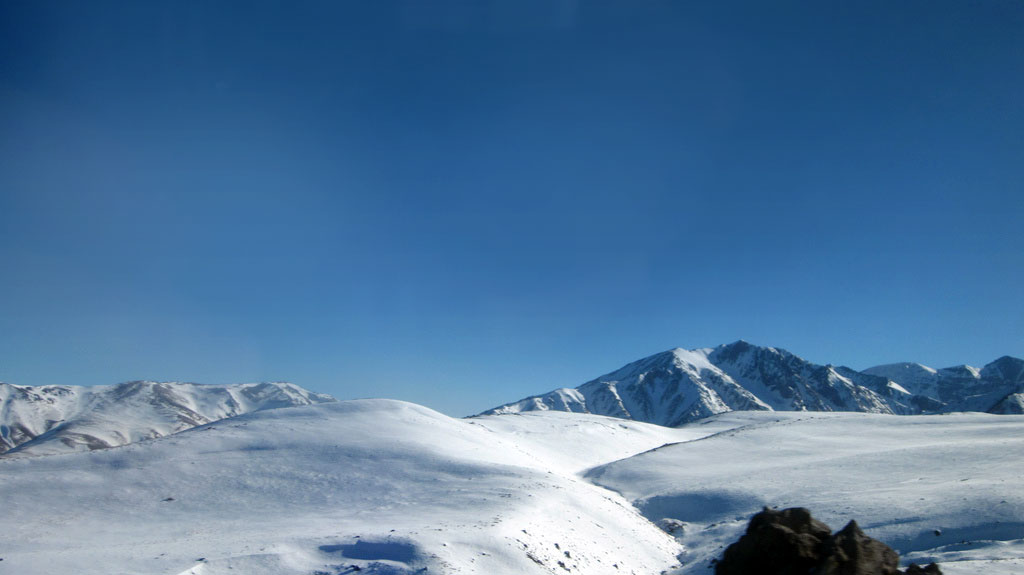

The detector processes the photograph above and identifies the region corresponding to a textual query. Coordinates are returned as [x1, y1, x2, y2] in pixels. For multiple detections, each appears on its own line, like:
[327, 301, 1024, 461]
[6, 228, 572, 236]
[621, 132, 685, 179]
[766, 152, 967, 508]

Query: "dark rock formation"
[715, 507, 942, 575]
[817, 520, 900, 575]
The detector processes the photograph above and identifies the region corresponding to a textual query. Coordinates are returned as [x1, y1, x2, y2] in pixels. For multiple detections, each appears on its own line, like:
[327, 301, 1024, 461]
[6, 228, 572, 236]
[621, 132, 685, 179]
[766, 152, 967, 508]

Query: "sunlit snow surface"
[0, 401, 1021, 574]
[587, 411, 1024, 575]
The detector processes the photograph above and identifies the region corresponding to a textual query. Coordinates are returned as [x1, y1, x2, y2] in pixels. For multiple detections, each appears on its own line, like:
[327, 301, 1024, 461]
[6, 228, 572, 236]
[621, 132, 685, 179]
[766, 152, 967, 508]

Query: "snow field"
[1, 401, 1019, 574]
[585, 411, 1024, 575]
[0, 400, 724, 575]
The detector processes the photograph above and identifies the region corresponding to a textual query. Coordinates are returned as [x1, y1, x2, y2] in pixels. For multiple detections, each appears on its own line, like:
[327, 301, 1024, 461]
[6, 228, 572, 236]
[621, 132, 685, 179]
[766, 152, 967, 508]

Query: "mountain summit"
[482, 341, 1023, 426]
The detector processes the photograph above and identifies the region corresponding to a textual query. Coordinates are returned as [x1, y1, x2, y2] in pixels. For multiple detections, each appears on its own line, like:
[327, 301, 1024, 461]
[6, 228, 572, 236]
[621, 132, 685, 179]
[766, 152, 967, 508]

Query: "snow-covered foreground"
[0, 401, 715, 575]
[587, 411, 1024, 575]
[0, 402, 1021, 575]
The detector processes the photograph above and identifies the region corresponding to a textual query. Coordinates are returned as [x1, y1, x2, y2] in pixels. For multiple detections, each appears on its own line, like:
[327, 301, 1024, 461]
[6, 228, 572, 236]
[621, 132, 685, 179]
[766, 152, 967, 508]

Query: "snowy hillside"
[586, 411, 1024, 575]
[484, 341, 1024, 424]
[0, 401, 1020, 574]
[0, 380, 335, 456]
[0, 400, 711, 575]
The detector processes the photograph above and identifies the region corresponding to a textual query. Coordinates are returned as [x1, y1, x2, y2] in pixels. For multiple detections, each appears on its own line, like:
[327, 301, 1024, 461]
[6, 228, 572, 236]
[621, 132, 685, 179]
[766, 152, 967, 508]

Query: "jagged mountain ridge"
[483, 341, 1024, 426]
[0, 380, 335, 457]
[864, 355, 1024, 413]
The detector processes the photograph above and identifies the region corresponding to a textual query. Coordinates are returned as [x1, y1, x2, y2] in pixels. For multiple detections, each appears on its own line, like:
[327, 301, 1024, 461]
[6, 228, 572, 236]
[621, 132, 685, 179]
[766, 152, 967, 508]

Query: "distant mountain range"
[482, 341, 1024, 426]
[0, 380, 335, 456]
[2, 341, 1021, 458]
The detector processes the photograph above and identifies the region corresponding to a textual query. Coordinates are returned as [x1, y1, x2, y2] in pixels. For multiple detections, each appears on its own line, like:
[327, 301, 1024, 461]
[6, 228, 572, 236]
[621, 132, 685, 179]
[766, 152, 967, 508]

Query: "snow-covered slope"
[1, 401, 1020, 574]
[0, 400, 718, 575]
[0, 381, 335, 456]
[485, 341, 1024, 425]
[990, 393, 1024, 414]
[586, 411, 1024, 575]
[861, 362, 943, 397]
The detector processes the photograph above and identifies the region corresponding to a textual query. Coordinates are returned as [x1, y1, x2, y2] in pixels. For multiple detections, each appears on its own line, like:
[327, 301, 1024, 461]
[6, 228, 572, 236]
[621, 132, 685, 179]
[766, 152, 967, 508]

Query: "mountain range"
[483, 340, 1024, 426]
[2, 341, 1021, 458]
[1, 343, 1023, 573]
[0, 380, 335, 456]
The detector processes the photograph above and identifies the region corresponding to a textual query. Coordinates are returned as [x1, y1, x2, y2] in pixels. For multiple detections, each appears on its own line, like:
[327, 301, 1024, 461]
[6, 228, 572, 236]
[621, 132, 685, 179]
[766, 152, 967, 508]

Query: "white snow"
[0, 401, 1020, 574]
[0, 400, 719, 575]
[668, 347, 716, 372]
[470, 409, 737, 474]
[586, 410, 1024, 575]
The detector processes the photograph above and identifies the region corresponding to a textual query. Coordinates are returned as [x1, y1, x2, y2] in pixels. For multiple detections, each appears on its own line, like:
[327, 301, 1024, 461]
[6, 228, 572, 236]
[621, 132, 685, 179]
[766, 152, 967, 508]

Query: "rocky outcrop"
[715, 507, 941, 575]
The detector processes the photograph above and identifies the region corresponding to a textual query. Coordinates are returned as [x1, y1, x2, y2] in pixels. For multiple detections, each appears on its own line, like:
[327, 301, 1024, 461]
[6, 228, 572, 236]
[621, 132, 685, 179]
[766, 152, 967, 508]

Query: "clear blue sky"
[2, 1, 1022, 416]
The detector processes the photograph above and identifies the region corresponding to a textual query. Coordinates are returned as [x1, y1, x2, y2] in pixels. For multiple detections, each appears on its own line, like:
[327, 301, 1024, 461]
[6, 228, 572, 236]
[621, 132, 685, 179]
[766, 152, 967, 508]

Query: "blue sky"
[2, 1, 1022, 416]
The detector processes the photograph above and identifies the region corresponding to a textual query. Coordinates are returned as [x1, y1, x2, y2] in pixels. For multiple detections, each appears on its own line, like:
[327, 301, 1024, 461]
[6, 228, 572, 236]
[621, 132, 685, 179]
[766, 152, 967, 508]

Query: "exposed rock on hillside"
[715, 507, 942, 575]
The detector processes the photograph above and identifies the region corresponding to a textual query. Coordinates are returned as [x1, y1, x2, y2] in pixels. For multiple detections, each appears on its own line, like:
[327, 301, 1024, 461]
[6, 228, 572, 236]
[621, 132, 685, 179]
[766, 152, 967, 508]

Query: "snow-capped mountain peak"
[484, 342, 1024, 425]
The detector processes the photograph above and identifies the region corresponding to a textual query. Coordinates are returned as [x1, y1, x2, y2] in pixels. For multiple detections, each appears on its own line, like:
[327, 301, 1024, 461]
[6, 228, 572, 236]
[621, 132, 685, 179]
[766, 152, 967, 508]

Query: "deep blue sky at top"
[1, 1, 1022, 415]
